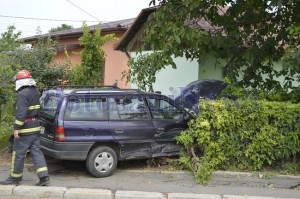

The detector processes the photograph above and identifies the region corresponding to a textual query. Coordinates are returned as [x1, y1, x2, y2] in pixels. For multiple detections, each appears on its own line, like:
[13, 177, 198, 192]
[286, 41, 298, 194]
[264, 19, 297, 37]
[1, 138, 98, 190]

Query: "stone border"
[0, 185, 297, 199]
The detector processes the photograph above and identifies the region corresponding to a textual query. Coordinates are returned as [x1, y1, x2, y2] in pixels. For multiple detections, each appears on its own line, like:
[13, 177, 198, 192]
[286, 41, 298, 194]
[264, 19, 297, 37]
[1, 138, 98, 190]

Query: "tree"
[48, 24, 73, 33]
[126, 51, 175, 92]
[0, 26, 21, 101]
[0, 25, 69, 134]
[129, 0, 300, 94]
[13, 37, 68, 89]
[68, 22, 116, 85]
[0, 25, 21, 51]
[0, 26, 22, 119]
[0, 26, 69, 94]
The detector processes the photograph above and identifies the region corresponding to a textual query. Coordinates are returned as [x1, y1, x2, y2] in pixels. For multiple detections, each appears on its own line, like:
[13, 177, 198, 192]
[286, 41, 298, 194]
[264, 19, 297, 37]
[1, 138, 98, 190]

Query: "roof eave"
[114, 6, 158, 51]
[20, 19, 134, 43]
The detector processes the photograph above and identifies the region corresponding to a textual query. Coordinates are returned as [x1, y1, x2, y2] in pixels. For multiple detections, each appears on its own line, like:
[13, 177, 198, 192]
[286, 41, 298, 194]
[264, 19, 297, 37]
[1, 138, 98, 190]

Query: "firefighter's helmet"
[14, 70, 32, 81]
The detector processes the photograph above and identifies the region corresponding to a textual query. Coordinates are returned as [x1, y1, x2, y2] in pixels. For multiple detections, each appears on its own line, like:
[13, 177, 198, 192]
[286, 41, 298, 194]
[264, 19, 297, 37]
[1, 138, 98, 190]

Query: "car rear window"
[64, 96, 108, 121]
[40, 89, 64, 119]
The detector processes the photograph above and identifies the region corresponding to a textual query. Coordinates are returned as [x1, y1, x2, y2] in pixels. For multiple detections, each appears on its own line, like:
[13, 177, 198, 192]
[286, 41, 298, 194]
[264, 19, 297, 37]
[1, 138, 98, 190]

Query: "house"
[20, 18, 135, 88]
[115, 7, 293, 96]
[115, 7, 226, 97]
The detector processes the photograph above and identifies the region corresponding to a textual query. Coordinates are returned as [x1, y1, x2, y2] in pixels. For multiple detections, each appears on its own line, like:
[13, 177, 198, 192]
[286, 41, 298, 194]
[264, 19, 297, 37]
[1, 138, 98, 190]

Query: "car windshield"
[40, 88, 64, 119]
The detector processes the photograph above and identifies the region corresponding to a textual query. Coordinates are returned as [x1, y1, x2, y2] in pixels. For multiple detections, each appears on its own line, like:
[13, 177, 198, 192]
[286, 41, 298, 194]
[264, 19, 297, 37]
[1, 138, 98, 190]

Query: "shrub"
[0, 114, 14, 149]
[177, 99, 300, 184]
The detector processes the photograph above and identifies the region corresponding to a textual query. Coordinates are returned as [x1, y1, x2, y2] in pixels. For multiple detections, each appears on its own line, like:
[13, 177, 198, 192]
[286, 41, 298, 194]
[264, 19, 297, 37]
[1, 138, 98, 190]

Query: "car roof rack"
[42, 84, 119, 92]
[70, 88, 145, 95]
[49, 84, 119, 89]
[42, 85, 149, 95]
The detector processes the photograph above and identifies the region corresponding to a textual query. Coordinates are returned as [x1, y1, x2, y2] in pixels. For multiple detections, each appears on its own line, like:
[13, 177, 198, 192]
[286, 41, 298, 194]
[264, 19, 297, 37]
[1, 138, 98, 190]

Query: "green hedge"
[177, 99, 300, 184]
[0, 98, 15, 150]
[0, 115, 14, 149]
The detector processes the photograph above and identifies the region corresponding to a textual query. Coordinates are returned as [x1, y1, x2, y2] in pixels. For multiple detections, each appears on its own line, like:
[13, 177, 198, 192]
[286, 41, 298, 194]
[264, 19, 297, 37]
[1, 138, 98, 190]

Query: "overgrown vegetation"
[0, 26, 68, 149]
[177, 94, 300, 184]
[48, 24, 73, 33]
[126, 0, 300, 95]
[1, 3, 299, 185]
[13, 37, 68, 89]
[124, 1, 300, 183]
[68, 22, 116, 85]
[0, 22, 116, 149]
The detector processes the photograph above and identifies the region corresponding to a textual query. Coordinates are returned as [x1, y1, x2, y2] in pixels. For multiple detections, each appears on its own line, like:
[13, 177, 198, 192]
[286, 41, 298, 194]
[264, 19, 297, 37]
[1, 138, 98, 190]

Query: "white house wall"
[129, 51, 296, 98]
[130, 52, 199, 98]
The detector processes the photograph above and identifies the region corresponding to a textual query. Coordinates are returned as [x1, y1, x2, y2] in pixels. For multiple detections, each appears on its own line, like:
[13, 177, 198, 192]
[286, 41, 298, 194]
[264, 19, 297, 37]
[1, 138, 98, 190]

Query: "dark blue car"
[39, 80, 226, 177]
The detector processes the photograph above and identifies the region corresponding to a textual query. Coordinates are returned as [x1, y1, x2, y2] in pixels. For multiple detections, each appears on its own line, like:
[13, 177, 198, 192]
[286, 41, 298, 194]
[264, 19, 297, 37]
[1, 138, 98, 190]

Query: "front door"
[108, 95, 156, 160]
[147, 95, 188, 157]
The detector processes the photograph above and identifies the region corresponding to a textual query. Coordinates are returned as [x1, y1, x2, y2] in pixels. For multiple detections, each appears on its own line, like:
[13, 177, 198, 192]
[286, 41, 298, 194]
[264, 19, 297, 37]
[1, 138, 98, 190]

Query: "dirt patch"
[0, 148, 33, 166]
[0, 147, 177, 172]
[0, 149, 12, 166]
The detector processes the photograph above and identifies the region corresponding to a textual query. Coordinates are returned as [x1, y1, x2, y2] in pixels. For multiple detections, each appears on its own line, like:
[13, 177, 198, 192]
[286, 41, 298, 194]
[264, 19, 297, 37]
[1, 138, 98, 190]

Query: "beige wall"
[103, 39, 130, 88]
[53, 31, 130, 88]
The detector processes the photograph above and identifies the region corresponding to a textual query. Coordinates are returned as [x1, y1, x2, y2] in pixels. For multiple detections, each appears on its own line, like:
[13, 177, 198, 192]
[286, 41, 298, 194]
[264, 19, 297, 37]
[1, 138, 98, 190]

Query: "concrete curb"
[0, 185, 298, 199]
[213, 171, 300, 179]
[13, 186, 67, 198]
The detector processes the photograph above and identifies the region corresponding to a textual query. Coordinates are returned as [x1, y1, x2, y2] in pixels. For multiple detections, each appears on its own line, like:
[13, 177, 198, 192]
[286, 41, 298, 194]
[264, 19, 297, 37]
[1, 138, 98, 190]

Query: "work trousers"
[10, 133, 48, 179]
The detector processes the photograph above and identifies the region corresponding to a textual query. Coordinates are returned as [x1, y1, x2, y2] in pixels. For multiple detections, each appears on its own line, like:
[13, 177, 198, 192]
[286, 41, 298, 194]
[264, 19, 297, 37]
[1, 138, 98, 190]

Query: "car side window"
[108, 96, 149, 120]
[64, 96, 108, 121]
[148, 97, 184, 120]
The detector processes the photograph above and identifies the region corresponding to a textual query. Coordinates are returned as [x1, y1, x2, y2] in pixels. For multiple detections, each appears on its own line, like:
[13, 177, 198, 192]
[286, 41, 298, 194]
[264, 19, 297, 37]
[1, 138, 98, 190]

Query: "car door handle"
[115, 129, 124, 134]
[156, 128, 165, 133]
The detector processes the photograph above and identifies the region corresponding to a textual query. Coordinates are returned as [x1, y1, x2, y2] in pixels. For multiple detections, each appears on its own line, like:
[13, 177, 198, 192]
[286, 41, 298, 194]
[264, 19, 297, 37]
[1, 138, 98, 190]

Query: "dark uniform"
[11, 86, 49, 180]
[1, 70, 50, 186]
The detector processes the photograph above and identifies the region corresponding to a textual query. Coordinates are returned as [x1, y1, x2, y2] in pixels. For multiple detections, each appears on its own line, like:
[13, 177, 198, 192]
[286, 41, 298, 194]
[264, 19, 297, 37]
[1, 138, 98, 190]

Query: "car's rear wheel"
[86, 146, 117, 177]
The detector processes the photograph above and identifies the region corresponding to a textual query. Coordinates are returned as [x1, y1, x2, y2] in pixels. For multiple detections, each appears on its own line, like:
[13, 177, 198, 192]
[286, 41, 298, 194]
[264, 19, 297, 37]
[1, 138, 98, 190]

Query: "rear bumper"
[40, 137, 93, 160]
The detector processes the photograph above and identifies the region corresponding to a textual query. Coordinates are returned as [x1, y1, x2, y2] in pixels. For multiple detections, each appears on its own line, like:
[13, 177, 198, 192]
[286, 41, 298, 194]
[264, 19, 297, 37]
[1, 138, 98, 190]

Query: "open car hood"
[174, 80, 227, 114]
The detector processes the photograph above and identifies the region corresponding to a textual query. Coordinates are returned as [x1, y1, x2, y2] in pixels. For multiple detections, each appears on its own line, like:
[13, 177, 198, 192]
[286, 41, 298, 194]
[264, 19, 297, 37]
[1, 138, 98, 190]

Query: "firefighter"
[0, 69, 50, 186]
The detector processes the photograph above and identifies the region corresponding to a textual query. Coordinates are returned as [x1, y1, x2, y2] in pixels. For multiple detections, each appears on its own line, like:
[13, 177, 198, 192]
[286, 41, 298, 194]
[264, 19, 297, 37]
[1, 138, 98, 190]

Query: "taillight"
[55, 126, 65, 141]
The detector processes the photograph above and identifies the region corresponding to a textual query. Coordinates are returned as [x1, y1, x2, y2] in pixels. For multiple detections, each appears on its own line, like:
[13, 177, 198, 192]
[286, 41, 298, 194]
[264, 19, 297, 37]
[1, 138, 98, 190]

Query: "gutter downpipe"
[125, 50, 131, 59]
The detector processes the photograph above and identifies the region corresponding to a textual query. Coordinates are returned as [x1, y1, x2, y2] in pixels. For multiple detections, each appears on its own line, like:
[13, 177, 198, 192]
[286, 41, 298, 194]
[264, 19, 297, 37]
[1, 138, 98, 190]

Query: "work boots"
[0, 176, 50, 186]
[36, 176, 50, 186]
[0, 177, 22, 185]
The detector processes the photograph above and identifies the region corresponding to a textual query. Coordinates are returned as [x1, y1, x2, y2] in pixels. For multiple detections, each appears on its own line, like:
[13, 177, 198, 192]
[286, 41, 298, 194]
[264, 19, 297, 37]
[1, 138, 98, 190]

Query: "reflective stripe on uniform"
[19, 127, 41, 133]
[10, 151, 23, 178]
[11, 172, 23, 178]
[36, 167, 48, 173]
[15, 119, 24, 125]
[28, 105, 40, 110]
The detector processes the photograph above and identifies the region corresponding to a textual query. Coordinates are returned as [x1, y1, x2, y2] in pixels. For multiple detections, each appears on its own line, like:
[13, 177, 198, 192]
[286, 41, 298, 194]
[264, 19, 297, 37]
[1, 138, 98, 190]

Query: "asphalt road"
[0, 156, 300, 198]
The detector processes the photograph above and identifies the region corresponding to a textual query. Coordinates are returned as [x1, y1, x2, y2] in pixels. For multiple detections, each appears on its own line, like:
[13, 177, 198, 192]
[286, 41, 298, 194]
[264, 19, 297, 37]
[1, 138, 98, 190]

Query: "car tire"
[86, 146, 118, 178]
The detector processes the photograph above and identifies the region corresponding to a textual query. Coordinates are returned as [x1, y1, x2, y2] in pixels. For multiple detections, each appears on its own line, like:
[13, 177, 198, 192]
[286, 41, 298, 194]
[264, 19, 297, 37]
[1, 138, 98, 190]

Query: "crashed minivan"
[39, 80, 227, 177]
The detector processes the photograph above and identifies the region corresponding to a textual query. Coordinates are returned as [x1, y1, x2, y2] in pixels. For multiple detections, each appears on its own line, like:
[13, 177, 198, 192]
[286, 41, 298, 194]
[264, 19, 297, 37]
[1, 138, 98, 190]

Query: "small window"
[108, 96, 149, 120]
[64, 96, 108, 121]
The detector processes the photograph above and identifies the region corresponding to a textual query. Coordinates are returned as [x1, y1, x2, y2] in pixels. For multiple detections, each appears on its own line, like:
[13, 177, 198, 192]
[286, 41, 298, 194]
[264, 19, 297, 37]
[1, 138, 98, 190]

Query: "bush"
[0, 97, 15, 150]
[0, 114, 14, 149]
[177, 99, 300, 184]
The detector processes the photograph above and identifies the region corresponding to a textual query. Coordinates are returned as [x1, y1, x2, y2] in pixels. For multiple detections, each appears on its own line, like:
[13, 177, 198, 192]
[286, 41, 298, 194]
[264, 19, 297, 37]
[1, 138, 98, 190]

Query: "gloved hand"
[13, 130, 19, 139]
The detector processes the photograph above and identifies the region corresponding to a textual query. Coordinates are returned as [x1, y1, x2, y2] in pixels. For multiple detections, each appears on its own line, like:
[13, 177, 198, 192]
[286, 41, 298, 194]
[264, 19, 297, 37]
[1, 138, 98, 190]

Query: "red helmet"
[14, 70, 32, 81]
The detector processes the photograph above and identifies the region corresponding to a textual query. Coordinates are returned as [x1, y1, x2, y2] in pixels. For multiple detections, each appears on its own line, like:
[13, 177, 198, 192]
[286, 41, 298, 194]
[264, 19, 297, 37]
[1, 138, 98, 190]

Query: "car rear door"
[63, 94, 111, 142]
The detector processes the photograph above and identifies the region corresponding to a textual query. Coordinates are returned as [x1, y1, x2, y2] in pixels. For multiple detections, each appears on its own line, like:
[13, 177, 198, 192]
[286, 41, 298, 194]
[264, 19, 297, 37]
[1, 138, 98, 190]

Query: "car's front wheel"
[86, 146, 117, 177]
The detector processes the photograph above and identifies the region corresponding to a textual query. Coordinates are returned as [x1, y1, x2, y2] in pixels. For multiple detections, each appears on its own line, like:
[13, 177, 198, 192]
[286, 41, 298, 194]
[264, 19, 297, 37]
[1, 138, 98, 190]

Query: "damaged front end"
[174, 80, 228, 115]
